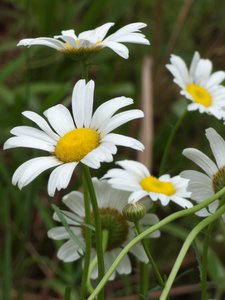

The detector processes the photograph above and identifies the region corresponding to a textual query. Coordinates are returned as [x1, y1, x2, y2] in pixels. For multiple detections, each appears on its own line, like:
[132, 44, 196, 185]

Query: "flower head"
[47, 179, 160, 280]
[181, 127, 225, 220]
[17, 22, 150, 59]
[104, 160, 192, 208]
[4, 80, 144, 196]
[166, 51, 225, 119]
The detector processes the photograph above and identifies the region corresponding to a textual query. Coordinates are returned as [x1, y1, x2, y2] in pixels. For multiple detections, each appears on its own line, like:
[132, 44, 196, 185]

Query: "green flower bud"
[122, 203, 146, 222]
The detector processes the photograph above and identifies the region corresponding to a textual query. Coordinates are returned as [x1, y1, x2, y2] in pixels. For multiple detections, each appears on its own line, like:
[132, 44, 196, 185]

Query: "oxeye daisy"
[103, 160, 192, 208]
[181, 127, 225, 220]
[3, 80, 144, 196]
[47, 178, 160, 280]
[166, 51, 225, 120]
[17, 22, 150, 59]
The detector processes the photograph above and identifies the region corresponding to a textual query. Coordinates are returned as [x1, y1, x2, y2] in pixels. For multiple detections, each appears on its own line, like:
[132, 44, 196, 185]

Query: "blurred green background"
[1, 0, 225, 299]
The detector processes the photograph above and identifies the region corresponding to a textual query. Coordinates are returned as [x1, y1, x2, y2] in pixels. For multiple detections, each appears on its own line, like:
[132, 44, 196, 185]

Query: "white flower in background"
[47, 179, 160, 280]
[182, 127, 225, 220]
[104, 160, 192, 208]
[17, 22, 150, 59]
[4, 80, 144, 196]
[166, 51, 225, 119]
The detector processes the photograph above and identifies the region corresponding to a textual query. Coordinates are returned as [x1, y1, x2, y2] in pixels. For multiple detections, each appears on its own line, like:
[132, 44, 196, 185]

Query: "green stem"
[160, 205, 225, 300]
[87, 230, 109, 294]
[80, 172, 92, 299]
[201, 223, 214, 300]
[87, 186, 225, 300]
[135, 222, 164, 289]
[82, 164, 105, 300]
[81, 60, 89, 80]
[159, 109, 187, 175]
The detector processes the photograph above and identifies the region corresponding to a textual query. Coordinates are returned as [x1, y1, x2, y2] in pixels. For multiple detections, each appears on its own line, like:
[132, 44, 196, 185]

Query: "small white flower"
[17, 22, 150, 59]
[181, 127, 225, 220]
[47, 178, 160, 280]
[104, 160, 192, 208]
[4, 80, 144, 196]
[166, 51, 225, 119]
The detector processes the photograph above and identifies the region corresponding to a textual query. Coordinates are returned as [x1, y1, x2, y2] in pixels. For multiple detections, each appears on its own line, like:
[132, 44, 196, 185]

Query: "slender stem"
[201, 223, 214, 300]
[135, 222, 164, 289]
[82, 164, 105, 300]
[159, 205, 225, 300]
[87, 186, 225, 300]
[87, 230, 109, 294]
[159, 109, 187, 175]
[80, 172, 92, 299]
[81, 60, 89, 80]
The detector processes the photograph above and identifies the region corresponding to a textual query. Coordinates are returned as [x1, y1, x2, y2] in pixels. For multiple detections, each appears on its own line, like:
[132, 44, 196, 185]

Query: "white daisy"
[47, 178, 160, 280]
[17, 22, 150, 59]
[103, 160, 192, 208]
[181, 127, 225, 220]
[3, 79, 144, 196]
[166, 51, 225, 119]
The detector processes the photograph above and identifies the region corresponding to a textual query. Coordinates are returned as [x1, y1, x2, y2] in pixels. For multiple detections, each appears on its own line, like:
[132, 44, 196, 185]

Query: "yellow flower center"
[55, 128, 100, 163]
[140, 176, 175, 195]
[186, 84, 212, 107]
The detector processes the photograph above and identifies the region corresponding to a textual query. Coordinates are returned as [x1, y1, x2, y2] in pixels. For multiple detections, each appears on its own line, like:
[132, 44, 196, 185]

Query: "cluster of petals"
[17, 22, 150, 59]
[166, 51, 225, 119]
[182, 127, 225, 220]
[104, 160, 192, 208]
[4, 80, 144, 196]
[48, 178, 160, 280]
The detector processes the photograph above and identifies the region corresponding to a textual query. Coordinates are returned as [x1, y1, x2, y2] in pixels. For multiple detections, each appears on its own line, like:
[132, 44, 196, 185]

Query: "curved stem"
[135, 222, 164, 288]
[82, 164, 105, 300]
[160, 205, 225, 300]
[201, 223, 214, 300]
[159, 109, 187, 176]
[87, 186, 225, 300]
[87, 230, 109, 294]
[80, 172, 92, 299]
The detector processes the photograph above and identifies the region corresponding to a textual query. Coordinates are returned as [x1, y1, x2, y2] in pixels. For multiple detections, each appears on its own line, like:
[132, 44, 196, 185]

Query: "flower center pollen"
[55, 128, 100, 163]
[186, 84, 212, 107]
[140, 176, 175, 195]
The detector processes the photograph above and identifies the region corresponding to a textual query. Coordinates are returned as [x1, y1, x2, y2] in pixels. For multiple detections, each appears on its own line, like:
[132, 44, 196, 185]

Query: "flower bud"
[122, 203, 146, 222]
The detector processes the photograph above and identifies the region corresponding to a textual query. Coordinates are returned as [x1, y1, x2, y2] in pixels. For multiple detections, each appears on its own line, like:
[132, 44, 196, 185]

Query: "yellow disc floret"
[55, 128, 100, 163]
[140, 176, 175, 196]
[186, 84, 212, 107]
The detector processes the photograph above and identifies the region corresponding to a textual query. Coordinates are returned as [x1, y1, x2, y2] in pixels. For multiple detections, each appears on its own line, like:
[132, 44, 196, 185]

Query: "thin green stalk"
[135, 222, 164, 289]
[87, 230, 109, 294]
[81, 60, 89, 80]
[160, 205, 225, 300]
[82, 164, 105, 300]
[80, 172, 92, 299]
[88, 186, 225, 300]
[201, 222, 214, 300]
[159, 109, 187, 175]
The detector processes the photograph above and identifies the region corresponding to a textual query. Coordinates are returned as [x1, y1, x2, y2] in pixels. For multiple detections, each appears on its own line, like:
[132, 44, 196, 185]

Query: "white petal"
[12, 156, 62, 189]
[53, 210, 82, 225]
[83, 80, 95, 127]
[57, 239, 81, 262]
[3, 136, 54, 152]
[205, 128, 225, 168]
[111, 249, 131, 274]
[91, 96, 133, 130]
[105, 22, 147, 41]
[47, 226, 81, 240]
[183, 148, 218, 178]
[72, 80, 86, 128]
[102, 133, 144, 151]
[128, 190, 148, 203]
[206, 71, 225, 88]
[44, 104, 75, 136]
[62, 191, 85, 216]
[171, 196, 193, 208]
[100, 109, 144, 136]
[189, 51, 200, 78]
[102, 41, 129, 59]
[47, 162, 77, 196]
[194, 59, 212, 80]
[170, 54, 190, 83]
[22, 111, 59, 140]
[87, 22, 115, 41]
[116, 160, 150, 178]
[17, 37, 66, 50]
[129, 243, 148, 263]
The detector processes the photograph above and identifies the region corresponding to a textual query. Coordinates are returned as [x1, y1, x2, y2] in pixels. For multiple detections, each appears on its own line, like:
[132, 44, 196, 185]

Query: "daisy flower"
[17, 22, 150, 59]
[103, 160, 192, 208]
[166, 51, 225, 119]
[3, 79, 144, 196]
[47, 178, 160, 280]
[181, 127, 225, 220]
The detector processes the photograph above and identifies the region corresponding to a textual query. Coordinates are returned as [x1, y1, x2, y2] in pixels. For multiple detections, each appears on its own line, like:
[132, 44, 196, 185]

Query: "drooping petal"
[57, 239, 82, 262]
[62, 191, 85, 217]
[101, 41, 129, 59]
[205, 128, 225, 168]
[128, 190, 148, 203]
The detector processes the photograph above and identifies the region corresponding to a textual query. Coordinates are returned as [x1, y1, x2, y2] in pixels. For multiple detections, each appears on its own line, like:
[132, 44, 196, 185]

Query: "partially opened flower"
[17, 22, 150, 59]
[181, 127, 225, 220]
[166, 51, 225, 120]
[4, 80, 144, 196]
[48, 178, 160, 280]
[104, 160, 192, 208]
